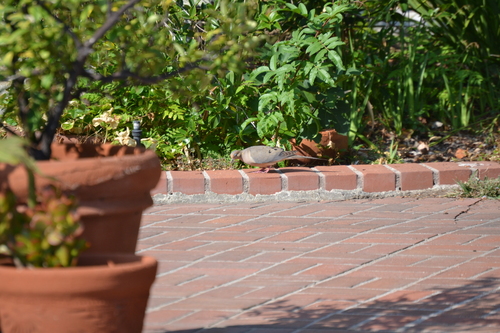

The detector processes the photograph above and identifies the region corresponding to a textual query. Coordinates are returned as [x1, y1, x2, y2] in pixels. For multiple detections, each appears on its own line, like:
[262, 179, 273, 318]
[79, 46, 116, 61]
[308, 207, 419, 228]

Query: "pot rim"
[0, 253, 157, 271]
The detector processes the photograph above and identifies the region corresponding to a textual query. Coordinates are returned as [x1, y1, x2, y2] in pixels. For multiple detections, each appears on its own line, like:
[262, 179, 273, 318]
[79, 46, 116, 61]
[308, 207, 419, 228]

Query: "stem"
[26, 166, 36, 209]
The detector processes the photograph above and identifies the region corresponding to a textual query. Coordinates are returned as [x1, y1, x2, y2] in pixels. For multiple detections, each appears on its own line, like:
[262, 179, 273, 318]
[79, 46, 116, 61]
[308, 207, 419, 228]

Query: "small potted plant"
[0, 147, 157, 333]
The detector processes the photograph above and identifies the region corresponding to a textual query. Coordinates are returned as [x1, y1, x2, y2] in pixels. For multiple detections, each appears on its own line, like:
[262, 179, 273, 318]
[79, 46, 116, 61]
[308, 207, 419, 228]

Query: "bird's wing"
[285, 154, 324, 160]
[237, 146, 325, 168]
[240, 146, 289, 167]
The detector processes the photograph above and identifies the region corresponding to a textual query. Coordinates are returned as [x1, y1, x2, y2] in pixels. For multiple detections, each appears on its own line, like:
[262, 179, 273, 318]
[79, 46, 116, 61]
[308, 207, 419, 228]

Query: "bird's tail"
[289, 155, 325, 160]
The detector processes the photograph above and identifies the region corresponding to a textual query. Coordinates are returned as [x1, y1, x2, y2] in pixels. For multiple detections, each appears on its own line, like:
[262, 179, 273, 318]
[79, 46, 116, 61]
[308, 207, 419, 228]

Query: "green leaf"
[80, 4, 94, 22]
[41, 74, 54, 89]
[0, 137, 37, 171]
[327, 50, 344, 70]
[55, 245, 70, 266]
[259, 91, 278, 111]
[302, 28, 316, 35]
[309, 67, 318, 85]
[263, 70, 277, 84]
[2, 51, 14, 65]
[305, 41, 322, 56]
[313, 49, 328, 63]
[269, 54, 278, 71]
[307, 8, 316, 21]
[61, 120, 75, 130]
[323, 38, 344, 50]
[317, 68, 334, 85]
[249, 66, 270, 82]
[346, 67, 361, 75]
[298, 3, 308, 16]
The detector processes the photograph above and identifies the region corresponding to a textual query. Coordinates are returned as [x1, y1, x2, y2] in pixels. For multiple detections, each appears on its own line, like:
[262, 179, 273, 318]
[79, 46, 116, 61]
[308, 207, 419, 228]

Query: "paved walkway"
[139, 197, 500, 333]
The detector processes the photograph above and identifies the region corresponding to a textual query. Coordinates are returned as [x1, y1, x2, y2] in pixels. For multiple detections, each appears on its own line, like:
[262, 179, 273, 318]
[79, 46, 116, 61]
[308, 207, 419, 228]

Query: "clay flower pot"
[0, 254, 157, 333]
[290, 129, 348, 164]
[0, 143, 161, 253]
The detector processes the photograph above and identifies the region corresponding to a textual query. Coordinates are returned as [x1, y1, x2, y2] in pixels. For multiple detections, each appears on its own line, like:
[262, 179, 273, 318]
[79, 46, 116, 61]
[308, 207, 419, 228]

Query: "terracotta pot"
[0, 143, 161, 253]
[291, 129, 348, 164]
[0, 254, 157, 333]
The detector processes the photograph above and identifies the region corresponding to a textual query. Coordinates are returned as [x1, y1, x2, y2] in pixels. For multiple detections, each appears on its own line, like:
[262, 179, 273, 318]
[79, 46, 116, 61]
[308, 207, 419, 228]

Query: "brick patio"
[138, 197, 500, 332]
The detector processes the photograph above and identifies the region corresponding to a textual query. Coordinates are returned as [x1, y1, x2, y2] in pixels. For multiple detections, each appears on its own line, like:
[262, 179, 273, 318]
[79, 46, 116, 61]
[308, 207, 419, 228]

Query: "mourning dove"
[230, 146, 324, 173]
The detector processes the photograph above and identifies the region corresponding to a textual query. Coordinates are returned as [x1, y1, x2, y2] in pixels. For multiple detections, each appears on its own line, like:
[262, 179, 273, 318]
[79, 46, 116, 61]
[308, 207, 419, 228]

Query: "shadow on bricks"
[145, 278, 500, 332]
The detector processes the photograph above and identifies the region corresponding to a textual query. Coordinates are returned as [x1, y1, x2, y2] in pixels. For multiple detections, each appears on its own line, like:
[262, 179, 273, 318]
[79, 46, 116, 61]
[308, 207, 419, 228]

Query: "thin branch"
[85, 0, 142, 50]
[0, 123, 23, 137]
[106, 0, 112, 18]
[35, 0, 83, 49]
[12, 79, 30, 136]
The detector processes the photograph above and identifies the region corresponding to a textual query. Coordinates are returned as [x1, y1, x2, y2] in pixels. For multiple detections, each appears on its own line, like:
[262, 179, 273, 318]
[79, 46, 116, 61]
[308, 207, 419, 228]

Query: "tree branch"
[0, 123, 23, 137]
[85, 0, 142, 50]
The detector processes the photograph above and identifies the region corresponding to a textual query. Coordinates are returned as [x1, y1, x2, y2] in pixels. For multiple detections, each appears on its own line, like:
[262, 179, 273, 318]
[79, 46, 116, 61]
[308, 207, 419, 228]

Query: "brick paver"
[139, 197, 500, 333]
[152, 162, 500, 196]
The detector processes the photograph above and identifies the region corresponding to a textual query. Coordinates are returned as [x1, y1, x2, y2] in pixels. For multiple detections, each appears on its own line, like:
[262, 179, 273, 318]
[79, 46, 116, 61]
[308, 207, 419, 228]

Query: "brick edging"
[151, 161, 500, 197]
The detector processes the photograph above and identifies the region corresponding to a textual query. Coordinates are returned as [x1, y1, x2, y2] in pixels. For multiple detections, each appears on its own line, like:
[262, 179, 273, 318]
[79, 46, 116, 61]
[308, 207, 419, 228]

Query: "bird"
[230, 146, 324, 173]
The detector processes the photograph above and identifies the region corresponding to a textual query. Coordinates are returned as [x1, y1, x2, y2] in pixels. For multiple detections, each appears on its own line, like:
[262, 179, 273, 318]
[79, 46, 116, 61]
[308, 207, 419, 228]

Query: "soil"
[338, 124, 500, 166]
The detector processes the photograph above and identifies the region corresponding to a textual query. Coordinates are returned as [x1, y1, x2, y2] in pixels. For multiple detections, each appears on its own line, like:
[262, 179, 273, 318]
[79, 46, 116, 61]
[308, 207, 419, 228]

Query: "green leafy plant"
[456, 172, 500, 199]
[412, 0, 500, 129]
[340, 0, 500, 149]
[243, 1, 353, 147]
[0, 186, 88, 268]
[0, 137, 88, 268]
[384, 138, 401, 164]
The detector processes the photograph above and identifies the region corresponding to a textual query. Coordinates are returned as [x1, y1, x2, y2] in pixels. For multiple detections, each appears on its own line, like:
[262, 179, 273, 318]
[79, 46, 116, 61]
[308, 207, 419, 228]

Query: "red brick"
[314, 166, 357, 190]
[351, 165, 396, 192]
[434, 262, 494, 279]
[139, 199, 500, 333]
[268, 204, 326, 217]
[303, 287, 383, 300]
[389, 163, 434, 190]
[144, 308, 193, 326]
[422, 162, 471, 185]
[280, 167, 319, 191]
[359, 315, 421, 331]
[244, 169, 282, 195]
[205, 170, 243, 194]
[262, 231, 318, 242]
[169, 170, 205, 195]
[150, 171, 168, 195]
[360, 278, 418, 290]
[463, 161, 500, 180]
[162, 309, 236, 329]
[171, 296, 259, 311]
[260, 262, 317, 276]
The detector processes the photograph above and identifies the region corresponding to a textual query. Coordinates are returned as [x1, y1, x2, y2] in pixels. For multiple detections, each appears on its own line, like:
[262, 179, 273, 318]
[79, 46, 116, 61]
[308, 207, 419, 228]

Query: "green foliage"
[49, 0, 354, 165]
[242, 1, 353, 147]
[384, 138, 402, 164]
[456, 173, 500, 199]
[0, 137, 38, 207]
[0, 186, 89, 268]
[0, 0, 261, 160]
[341, 0, 500, 147]
[410, 0, 500, 129]
[340, 0, 435, 142]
